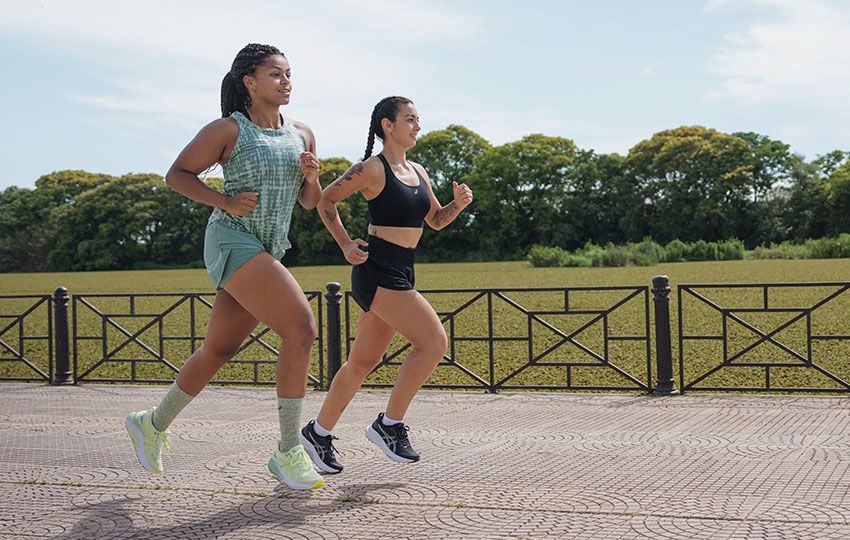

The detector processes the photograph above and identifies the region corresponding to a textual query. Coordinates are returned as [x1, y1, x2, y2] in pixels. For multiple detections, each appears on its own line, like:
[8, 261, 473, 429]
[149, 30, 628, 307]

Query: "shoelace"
[153, 430, 172, 455]
[145, 409, 171, 455]
[320, 435, 340, 457]
[293, 448, 317, 473]
[393, 424, 412, 448]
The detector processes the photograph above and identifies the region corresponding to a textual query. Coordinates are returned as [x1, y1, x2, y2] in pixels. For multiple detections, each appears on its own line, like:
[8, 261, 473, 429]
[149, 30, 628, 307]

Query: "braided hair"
[221, 43, 284, 118]
[363, 96, 414, 161]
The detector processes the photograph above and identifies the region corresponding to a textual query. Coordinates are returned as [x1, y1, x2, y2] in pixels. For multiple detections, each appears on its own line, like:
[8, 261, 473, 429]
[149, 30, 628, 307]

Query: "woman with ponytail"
[124, 44, 324, 491]
[300, 97, 473, 473]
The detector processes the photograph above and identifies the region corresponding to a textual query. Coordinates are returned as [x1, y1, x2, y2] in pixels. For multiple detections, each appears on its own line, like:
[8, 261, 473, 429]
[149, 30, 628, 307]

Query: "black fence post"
[651, 276, 678, 395]
[52, 287, 73, 385]
[324, 282, 343, 391]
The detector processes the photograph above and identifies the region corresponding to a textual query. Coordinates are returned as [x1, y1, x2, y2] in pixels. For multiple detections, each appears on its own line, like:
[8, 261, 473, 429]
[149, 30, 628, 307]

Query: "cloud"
[704, 0, 850, 111]
[1, 0, 480, 159]
[0, 1, 476, 65]
[641, 63, 658, 75]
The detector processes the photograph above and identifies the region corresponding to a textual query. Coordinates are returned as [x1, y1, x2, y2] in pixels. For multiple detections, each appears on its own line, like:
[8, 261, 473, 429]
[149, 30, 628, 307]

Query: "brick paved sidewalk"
[1, 384, 849, 539]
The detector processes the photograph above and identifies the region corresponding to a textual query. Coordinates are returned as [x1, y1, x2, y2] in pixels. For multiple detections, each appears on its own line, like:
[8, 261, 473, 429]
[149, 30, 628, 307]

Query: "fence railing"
[0, 293, 53, 382]
[678, 282, 850, 393]
[342, 286, 652, 392]
[3, 277, 848, 394]
[70, 291, 324, 388]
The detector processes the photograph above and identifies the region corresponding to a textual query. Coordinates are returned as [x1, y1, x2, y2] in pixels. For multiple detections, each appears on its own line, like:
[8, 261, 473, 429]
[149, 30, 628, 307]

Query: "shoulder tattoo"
[332, 162, 365, 187]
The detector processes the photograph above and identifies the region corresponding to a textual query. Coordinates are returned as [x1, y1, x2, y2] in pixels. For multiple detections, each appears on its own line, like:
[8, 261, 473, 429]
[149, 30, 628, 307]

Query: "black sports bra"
[368, 154, 432, 228]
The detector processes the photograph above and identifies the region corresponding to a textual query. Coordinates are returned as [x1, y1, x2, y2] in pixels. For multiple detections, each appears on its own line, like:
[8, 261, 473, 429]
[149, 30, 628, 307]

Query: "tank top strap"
[284, 120, 307, 149]
[376, 153, 394, 180]
[230, 111, 252, 129]
[410, 163, 426, 185]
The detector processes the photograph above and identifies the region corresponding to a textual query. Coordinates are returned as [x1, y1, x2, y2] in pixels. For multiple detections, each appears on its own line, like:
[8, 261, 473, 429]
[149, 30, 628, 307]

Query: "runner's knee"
[276, 312, 317, 354]
[412, 327, 447, 361]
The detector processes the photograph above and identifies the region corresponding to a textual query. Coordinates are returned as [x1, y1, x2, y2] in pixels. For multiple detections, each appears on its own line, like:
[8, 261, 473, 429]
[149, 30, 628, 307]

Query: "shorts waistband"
[365, 235, 416, 266]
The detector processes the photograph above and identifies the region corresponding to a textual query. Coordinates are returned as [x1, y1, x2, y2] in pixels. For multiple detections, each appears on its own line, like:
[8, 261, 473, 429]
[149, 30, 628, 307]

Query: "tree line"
[1, 125, 848, 272]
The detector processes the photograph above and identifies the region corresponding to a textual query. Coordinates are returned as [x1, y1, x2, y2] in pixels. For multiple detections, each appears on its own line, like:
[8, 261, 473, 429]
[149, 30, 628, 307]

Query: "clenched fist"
[343, 238, 369, 265]
[300, 151, 320, 184]
[452, 181, 473, 209]
[225, 191, 258, 216]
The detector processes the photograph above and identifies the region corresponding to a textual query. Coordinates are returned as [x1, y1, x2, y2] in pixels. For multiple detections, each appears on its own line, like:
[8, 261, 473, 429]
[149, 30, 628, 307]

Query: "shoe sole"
[365, 425, 419, 463]
[267, 458, 324, 490]
[124, 414, 159, 474]
[299, 432, 343, 474]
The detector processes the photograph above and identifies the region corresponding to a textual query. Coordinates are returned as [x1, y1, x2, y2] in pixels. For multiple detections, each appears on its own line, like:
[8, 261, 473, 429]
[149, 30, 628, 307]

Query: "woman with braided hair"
[300, 97, 473, 473]
[124, 43, 324, 490]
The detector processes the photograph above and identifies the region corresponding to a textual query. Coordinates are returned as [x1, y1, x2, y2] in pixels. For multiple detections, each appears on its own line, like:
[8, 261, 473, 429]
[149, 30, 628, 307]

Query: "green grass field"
[2, 258, 849, 392]
[5, 257, 850, 294]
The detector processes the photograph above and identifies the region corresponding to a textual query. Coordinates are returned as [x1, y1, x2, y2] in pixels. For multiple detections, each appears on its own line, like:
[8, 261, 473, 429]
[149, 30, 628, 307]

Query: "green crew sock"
[277, 397, 303, 452]
[151, 382, 195, 431]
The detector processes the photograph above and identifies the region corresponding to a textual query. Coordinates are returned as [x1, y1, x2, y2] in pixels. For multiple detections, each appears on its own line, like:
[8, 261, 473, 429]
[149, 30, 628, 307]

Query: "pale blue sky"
[1, 0, 849, 190]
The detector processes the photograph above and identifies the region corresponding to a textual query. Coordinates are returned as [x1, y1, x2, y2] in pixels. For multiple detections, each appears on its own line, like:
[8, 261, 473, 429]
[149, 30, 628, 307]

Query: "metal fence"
[342, 286, 652, 392]
[678, 282, 850, 393]
[71, 291, 324, 388]
[0, 294, 53, 382]
[4, 277, 848, 395]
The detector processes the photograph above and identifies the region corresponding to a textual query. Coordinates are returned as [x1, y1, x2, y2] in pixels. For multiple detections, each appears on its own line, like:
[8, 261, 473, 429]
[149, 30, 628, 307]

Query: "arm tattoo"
[434, 200, 459, 228]
[331, 162, 365, 188]
[323, 208, 337, 222]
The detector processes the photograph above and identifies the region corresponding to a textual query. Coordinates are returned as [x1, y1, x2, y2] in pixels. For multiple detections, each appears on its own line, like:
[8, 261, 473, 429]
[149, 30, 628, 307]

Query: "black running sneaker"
[300, 421, 343, 474]
[365, 413, 420, 463]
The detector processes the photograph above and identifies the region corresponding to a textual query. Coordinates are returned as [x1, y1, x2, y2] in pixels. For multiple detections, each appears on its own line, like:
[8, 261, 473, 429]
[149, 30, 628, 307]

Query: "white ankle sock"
[381, 414, 402, 426]
[313, 420, 332, 437]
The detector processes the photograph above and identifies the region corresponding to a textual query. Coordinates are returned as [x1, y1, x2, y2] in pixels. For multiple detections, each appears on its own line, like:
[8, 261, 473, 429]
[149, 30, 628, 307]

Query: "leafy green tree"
[408, 125, 490, 185]
[780, 160, 831, 242]
[408, 125, 491, 261]
[826, 162, 850, 235]
[466, 134, 577, 260]
[35, 170, 113, 202]
[286, 157, 367, 266]
[627, 126, 753, 244]
[732, 132, 803, 245]
[147, 176, 218, 267]
[49, 176, 140, 270]
[47, 174, 214, 271]
[813, 150, 850, 177]
[0, 170, 118, 272]
[564, 150, 647, 247]
[733, 132, 796, 202]
[7, 128, 844, 273]
[0, 186, 60, 271]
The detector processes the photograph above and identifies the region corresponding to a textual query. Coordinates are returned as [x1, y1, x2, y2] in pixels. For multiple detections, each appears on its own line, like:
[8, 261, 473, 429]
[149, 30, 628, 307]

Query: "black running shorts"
[351, 235, 416, 312]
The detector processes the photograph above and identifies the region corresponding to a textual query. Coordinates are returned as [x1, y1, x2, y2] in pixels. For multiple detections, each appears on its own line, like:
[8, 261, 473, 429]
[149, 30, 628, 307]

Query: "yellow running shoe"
[267, 444, 324, 490]
[125, 407, 170, 474]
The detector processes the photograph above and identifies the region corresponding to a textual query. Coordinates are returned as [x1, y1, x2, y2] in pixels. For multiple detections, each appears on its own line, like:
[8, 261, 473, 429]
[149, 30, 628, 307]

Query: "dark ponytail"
[362, 96, 413, 161]
[221, 43, 284, 118]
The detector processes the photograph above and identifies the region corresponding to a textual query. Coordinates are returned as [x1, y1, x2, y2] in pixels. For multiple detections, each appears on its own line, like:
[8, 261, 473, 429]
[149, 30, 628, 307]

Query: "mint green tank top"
[208, 111, 306, 259]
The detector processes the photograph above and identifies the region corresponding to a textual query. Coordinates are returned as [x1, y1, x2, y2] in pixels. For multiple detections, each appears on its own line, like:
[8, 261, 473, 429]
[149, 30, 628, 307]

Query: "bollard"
[52, 287, 73, 385]
[651, 276, 678, 395]
[324, 282, 343, 391]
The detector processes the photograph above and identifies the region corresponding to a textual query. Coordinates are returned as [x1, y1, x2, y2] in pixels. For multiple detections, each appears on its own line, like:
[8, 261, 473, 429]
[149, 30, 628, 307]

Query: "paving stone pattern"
[1, 385, 849, 539]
